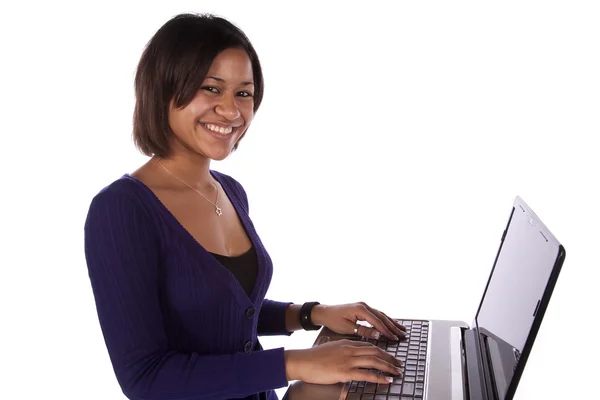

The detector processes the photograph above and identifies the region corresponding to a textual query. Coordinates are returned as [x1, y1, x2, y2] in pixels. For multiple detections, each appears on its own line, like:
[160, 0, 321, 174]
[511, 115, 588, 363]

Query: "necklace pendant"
[215, 206, 223, 216]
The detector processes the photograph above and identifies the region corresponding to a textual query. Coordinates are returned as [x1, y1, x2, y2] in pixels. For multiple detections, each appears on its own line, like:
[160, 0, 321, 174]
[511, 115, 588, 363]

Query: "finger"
[368, 313, 405, 340]
[349, 369, 395, 384]
[381, 312, 408, 332]
[356, 324, 382, 340]
[356, 307, 399, 341]
[342, 318, 369, 339]
[351, 344, 403, 368]
[350, 356, 403, 380]
[373, 310, 408, 339]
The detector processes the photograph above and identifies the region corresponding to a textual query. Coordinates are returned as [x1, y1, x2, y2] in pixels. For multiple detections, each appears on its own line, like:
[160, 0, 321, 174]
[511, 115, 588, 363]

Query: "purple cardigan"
[84, 171, 292, 400]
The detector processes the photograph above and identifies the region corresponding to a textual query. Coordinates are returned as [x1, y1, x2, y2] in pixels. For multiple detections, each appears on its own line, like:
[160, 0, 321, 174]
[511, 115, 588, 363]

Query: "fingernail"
[371, 331, 381, 339]
[395, 367, 403, 374]
[393, 335, 400, 341]
[385, 376, 394, 383]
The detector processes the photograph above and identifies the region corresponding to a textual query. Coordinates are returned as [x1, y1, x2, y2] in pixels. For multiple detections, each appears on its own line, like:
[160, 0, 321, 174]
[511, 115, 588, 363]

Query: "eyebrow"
[206, 76, 254, 86]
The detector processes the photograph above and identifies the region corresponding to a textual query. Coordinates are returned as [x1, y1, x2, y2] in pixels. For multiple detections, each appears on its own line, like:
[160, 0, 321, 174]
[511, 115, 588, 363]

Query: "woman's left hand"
[311, 302, 408, 341]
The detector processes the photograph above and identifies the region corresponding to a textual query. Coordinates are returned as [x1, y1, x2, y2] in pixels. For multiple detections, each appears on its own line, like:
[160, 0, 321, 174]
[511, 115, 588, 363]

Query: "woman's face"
[168, 47, 255, 161]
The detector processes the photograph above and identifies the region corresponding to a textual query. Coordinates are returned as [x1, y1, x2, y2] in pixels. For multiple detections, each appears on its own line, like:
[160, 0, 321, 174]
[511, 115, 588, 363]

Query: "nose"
[215, 93, 240, 120]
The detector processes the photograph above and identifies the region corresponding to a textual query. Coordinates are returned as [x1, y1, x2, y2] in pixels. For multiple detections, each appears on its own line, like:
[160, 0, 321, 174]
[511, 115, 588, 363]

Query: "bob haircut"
[132, 13, 264, 157]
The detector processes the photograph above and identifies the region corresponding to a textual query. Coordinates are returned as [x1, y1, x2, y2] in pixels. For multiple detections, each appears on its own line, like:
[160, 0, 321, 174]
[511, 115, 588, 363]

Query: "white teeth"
[204, 123, 233, 135]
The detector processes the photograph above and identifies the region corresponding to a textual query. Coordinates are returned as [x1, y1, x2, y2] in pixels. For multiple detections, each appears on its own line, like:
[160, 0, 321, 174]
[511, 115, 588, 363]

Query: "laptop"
[283, 196, 566, 400]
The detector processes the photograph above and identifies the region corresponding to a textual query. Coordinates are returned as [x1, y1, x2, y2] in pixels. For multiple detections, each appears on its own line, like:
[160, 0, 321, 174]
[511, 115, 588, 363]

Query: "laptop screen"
[474, 197, 564, 399]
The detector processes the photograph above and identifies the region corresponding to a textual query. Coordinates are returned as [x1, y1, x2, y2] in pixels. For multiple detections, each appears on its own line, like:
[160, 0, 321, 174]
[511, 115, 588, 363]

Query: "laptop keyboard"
[345, 320, 429, 400]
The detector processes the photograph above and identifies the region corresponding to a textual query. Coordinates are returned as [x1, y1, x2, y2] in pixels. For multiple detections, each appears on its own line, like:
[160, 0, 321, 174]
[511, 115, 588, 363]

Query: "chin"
[203, 146, 234, 161]
[210, 153, 230, 161]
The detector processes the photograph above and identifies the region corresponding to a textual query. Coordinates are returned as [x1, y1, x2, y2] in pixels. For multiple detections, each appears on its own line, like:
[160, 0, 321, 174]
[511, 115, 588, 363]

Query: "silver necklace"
[157, 160, 222, 216]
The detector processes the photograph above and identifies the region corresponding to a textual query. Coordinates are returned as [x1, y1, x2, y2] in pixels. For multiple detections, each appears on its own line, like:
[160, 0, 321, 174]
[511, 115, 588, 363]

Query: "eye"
[237, 91, 253, 98]
[202, 86, 220, 94]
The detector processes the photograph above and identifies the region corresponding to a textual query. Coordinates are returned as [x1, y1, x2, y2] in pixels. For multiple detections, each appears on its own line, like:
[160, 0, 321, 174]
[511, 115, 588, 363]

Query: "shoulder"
[85, 174, 157, 228]
[84, 175, 161, 267]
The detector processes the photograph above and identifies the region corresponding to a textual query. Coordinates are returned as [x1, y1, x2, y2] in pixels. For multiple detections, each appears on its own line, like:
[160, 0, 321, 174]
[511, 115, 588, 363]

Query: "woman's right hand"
[284, 339, 403, 385]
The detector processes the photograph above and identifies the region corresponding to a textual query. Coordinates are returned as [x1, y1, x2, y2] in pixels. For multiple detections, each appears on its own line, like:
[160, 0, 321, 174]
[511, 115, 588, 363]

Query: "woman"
[84, 13, 407, 400]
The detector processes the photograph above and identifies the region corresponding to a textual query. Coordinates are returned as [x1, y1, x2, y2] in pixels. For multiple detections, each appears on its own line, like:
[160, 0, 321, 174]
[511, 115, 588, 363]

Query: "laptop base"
[283, 319, 469, 400]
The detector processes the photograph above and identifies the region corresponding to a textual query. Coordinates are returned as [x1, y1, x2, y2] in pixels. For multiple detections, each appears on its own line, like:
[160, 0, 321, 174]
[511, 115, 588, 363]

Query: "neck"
[153, 153, 215, 190]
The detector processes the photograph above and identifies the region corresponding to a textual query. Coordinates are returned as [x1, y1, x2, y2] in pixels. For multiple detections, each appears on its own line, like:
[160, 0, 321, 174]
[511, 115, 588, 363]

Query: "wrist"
[284, 349, 303, 381]
[310, 304, 328, 327]
[285, 304, 303, 332]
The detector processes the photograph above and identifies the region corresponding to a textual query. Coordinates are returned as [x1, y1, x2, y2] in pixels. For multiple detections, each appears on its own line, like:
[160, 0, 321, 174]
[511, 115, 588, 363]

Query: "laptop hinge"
[463, 328, 488, 400]
[450, 327, 468, 400]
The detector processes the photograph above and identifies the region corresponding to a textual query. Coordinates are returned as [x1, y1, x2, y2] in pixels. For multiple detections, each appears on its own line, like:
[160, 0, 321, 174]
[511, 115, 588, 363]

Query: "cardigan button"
[244, 340, 253, 353]
[245, 307, 256, 319]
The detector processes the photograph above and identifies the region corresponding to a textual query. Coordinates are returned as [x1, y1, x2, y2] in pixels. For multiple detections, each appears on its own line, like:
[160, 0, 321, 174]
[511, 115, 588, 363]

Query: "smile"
[201, 123, 234, 135]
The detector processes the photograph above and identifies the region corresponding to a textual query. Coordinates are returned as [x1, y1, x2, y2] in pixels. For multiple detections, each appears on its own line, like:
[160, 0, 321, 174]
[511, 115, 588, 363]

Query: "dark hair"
[132, 13, 264, 157]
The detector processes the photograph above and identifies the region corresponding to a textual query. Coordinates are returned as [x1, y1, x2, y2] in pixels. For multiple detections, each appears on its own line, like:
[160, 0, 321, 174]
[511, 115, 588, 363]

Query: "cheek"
[242, 105, 254, 124]
[186, 94, 214, 116]
[185, 102, 204, 119]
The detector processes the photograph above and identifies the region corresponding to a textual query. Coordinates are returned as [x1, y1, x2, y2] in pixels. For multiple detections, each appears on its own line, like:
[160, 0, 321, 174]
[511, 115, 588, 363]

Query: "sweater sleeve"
[84, 190, 288, 400]
[257, 299, 293, 336]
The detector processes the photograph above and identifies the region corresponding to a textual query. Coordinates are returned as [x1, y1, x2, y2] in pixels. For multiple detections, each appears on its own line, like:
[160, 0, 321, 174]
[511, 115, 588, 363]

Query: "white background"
[1, 1, 598, 399]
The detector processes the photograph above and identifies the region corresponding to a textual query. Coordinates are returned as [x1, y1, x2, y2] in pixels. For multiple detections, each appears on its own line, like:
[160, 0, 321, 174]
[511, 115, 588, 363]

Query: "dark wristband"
[299, 302, 322, 331]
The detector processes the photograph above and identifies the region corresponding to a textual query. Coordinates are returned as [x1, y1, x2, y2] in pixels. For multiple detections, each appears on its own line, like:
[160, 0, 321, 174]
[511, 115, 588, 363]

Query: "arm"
[256, 301, 307, 336]
[257, 300, 295, 336]
[84, 191, 288, 400]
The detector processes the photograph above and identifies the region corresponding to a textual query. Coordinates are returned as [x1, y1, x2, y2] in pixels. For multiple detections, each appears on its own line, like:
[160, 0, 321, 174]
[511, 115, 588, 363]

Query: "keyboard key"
[390, 384, 402, 395]
[346, 393, 361, 400]
[376, 384, 389, 394]
[402, 382, 415, 395]
[364, 382, 376, 393]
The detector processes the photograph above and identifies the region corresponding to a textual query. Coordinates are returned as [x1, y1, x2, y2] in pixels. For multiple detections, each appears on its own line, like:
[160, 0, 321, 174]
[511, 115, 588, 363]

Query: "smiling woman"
[165, 47, 255, 161]
[83, 12, 407, 400]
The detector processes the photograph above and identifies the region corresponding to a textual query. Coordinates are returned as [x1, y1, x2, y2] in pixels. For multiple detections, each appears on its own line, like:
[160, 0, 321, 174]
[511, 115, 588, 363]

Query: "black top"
[209, 246, 259, 297]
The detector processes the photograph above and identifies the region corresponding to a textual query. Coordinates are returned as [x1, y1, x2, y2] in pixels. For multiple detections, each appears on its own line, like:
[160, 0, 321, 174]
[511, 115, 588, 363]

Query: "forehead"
[206, 48, 253, 82]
